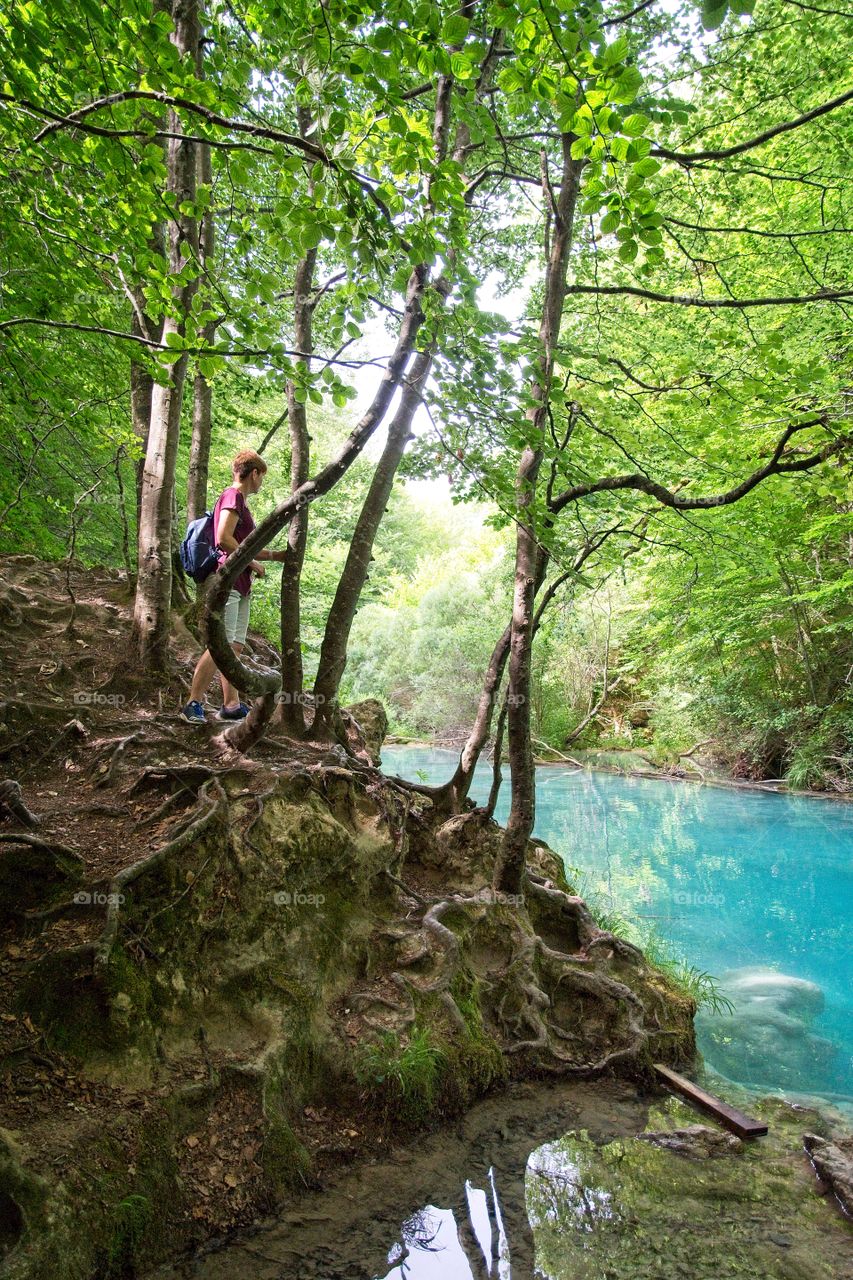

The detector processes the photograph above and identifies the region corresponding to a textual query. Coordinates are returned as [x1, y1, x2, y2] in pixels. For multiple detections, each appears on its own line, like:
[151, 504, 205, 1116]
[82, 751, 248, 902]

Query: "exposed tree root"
[0, 832, 84, 863]
[87, 732, 144, 787]
[139, 790, 193, 828]
[353, 878, 662, 1076]
[125, 763, 224, 797]
[94, 777, 227, 975]
[0, 779, 40, 828]
[348, 971, 417, 1032]
[382, 868, 429, 910]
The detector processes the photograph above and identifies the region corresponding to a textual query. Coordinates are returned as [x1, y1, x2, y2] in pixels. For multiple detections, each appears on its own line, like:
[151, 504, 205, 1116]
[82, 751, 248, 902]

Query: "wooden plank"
[654, 1063, 769, 1139]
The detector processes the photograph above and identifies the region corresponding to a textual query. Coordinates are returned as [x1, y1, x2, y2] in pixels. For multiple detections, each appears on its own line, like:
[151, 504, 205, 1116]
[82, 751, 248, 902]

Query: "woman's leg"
[220, 642, 243, 709]
[188, 648, 218, 704]
[221, 592, 251, 710]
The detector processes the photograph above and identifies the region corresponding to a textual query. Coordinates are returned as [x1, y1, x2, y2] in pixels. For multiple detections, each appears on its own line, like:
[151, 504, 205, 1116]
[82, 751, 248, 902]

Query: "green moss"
[102, 946, 156, 1017]
[102, 1193, 152, 1279]
[260, 1112, 312, 1195]
[445, 969, 509, 1100]
[528, 1097, 852, 1279]
[17, 958, 112, 1061]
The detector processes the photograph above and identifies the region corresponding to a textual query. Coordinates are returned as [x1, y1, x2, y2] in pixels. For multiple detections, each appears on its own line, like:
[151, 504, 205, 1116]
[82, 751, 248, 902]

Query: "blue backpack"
[179, 512, 219, 582]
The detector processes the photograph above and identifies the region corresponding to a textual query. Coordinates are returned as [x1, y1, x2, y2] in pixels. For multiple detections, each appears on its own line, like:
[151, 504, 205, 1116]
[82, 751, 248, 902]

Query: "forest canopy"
[1, 0, 852, 884]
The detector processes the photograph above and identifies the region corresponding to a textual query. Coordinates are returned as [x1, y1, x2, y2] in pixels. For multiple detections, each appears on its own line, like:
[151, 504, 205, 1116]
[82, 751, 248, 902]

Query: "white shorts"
[223, 590, 250, 645]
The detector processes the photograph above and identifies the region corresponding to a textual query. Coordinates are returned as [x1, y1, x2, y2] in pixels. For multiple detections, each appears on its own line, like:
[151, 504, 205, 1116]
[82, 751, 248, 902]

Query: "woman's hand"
[251, 560, 266, 578]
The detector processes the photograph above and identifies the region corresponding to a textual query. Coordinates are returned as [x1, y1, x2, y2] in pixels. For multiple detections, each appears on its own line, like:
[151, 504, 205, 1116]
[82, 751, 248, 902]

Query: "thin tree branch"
[549, 419, 851, 515]
[563, 284, 853, 307]
[653, 88, 853, 164]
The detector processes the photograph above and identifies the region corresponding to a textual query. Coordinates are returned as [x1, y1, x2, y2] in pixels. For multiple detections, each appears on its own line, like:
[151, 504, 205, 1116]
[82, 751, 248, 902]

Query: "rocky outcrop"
[804, 1132, 853, 1216]
[341, 698, 389, 765]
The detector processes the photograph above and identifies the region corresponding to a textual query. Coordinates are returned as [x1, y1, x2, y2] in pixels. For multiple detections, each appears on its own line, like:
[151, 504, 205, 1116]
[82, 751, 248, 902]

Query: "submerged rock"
[697, 966, 838, 1093]
[722, 966, 825, 1020]
[638, 1123, 742, 1159]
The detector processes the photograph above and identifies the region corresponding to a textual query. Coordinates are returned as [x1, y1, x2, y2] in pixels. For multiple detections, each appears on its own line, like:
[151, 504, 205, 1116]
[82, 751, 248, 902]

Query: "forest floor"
[0, 555, 409, 1246]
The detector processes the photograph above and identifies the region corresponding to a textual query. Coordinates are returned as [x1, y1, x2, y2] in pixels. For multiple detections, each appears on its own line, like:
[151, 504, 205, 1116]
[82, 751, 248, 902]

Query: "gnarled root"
[94, 777, 227, 976]
[490, 924, 649, 1074]
[348, 971, 417, 1032]
[0, 779, 40, 828]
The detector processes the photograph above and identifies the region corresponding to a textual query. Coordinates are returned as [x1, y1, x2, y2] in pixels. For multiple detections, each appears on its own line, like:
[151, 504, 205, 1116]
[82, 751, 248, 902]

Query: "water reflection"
[379, 1174, 511, 1280]
[383, 748, 853, 1098]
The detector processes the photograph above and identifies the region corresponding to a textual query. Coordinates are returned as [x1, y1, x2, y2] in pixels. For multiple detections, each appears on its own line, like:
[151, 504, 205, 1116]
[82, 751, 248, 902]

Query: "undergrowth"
[354, 1026, 447, 1124]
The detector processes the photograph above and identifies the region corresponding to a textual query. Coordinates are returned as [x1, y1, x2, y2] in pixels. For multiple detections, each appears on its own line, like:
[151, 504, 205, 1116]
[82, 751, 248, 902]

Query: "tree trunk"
[132, 0, 200, 668]
[187, 30, 215, 526]
[187, 364, 212, 526]
[493, 139, 582, 897]
[310, 28, 480, 739]
[130, 328, 153, 527]
[277, 104, 317, 736]
[310, 342, 433, 736]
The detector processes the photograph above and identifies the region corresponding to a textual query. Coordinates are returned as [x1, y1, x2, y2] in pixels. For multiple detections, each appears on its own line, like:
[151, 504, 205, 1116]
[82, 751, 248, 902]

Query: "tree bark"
[276, 106, 317, 736]
[186, 22, 215, 526]
[132, 0, 200, 668]
[130, 324, 154, 526]
[493, 139, 582, 897]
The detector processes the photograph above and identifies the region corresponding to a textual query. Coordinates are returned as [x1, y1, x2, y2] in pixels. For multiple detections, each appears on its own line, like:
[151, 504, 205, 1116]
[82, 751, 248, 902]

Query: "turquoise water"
[382, 746, 853, 1102]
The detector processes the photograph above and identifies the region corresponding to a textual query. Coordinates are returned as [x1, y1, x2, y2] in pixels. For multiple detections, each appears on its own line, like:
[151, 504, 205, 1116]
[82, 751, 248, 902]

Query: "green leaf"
[600, 210, 621, 234]
[603, 36, 629, 67]
[622, 113, 649, 137]
[702, 1, 729, 29]
[442, 14, 470, 42]
[619, 240, 638, 262]
[633, 156, 661, 177]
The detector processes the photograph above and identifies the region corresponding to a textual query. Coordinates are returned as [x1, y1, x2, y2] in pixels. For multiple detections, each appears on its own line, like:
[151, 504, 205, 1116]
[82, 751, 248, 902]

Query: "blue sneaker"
[217, 701, 250, 721]
[180, 700, 206, 724]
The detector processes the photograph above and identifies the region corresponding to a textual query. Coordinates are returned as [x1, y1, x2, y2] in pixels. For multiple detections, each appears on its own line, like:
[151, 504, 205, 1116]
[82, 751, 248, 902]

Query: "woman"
[180, 449, 286, 723]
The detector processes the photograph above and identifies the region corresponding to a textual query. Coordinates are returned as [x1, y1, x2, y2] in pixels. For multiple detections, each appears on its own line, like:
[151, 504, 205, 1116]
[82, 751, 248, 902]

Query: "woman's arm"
[216, 508, 240, 553]
[217, 508, 285, 565]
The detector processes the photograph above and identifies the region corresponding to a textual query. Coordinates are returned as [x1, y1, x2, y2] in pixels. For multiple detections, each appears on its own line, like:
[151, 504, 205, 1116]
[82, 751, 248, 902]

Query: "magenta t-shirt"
[213, 487, 256, 597]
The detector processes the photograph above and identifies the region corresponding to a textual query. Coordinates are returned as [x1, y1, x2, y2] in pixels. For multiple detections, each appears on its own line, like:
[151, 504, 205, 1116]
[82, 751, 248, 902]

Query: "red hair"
[231, 450, 267, 480]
